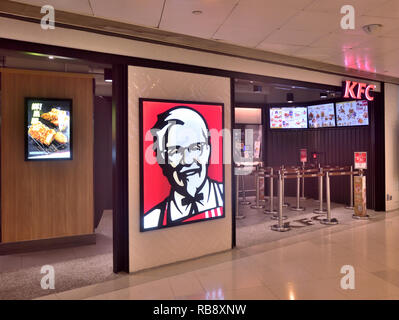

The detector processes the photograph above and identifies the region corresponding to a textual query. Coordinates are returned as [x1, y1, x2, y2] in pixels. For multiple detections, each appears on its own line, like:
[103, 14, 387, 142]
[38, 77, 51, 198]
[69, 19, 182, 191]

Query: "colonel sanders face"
[153, 107, 211, 198]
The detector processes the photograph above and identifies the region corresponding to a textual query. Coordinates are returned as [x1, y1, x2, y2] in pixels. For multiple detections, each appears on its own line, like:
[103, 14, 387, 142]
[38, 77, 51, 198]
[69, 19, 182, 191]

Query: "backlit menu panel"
[270, 107, 307, 129]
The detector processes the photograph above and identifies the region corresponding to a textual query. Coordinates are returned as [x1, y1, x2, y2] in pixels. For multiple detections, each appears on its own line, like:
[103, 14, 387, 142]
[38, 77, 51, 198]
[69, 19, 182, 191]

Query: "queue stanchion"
[271, 171, 290, 231]
[315, 163, 321, 203]
[314, 168, 327, 214]
[264, 168, 277, 215]
[281, 166, 289, 207]
[235, 170, 246, 220]
[239, 174, 251, 205]
[320, 171, 338, 225]
[258, 167, 266, 203]
[291, 171, 305, 211]
[300, 163, 307, 200]
[250, 170, 265, 209]
[345, 165, 354, 210]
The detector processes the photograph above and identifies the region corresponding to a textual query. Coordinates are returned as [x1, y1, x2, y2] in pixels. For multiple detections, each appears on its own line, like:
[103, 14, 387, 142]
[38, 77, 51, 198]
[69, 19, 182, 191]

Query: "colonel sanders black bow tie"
[181, 193, 204, 207]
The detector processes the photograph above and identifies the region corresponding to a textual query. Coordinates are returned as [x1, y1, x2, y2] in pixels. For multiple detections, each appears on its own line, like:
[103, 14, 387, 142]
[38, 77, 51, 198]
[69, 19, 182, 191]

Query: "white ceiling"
[12, 0, 399, 78]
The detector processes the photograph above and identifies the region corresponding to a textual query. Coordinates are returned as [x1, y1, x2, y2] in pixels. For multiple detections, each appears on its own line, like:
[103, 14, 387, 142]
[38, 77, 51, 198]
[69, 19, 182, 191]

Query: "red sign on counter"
[300, 149, 307, 163]
[354, 152, 367, 170]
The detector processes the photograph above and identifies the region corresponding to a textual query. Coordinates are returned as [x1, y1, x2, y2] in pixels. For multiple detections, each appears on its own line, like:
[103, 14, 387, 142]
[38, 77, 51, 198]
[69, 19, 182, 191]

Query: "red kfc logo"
[343, 80, 376, 101]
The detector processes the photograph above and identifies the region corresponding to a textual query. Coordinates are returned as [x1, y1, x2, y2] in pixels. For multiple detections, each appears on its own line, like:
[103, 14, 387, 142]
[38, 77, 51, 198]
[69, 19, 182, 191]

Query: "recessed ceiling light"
[192, 10, 203, 15]
[48, 55, 54, 60]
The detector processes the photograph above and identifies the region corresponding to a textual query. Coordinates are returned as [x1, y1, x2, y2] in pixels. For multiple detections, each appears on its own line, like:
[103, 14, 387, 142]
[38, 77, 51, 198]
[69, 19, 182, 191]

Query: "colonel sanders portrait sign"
[140, 99, 225, 232]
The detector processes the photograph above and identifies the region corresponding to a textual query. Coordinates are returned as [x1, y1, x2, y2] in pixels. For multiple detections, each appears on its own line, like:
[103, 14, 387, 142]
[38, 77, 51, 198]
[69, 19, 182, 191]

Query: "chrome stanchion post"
[258, 167, 266, 203]
[281, 166, 289, 207]
[346, 165, 354, 210]
[235, 171, 245, 220]
[291, 171, 305, 211]
[300, 163, 306, 200]
[321, 172, 338, 225]
[271, 170, 288, 221]
[240, 173, 251, 205]
[250, 170, 265, 209]
[271, 171, 290, 231]
[314, 168, 327, 214]
[264, 168, 277, 215]
[315, 163, 321, 203]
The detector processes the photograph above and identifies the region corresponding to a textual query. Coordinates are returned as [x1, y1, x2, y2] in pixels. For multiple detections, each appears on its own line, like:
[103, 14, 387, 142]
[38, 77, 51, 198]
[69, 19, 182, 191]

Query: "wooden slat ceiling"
[1, 0, 399, 84]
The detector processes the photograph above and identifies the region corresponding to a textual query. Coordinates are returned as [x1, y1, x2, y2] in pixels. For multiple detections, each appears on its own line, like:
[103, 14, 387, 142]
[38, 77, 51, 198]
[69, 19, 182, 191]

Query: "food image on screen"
[308, 103, 335, 128]
[270, 107, 307, 129]
[336, 100, 369, 127]
[26, 98, 72, 160]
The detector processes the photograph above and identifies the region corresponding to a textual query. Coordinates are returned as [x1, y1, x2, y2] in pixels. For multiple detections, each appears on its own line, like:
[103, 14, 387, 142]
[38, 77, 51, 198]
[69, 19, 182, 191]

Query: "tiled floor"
[236, 196, 383, 248]
[37, 208, 399, 300]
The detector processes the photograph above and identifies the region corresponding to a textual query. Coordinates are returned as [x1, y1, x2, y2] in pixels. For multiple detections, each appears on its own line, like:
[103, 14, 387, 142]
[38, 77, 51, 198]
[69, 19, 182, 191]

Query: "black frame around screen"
[335, 99, 370, 128]
[266, 98, 370, 130]
[269, 106, 309, 129]
[25, 97, 73, 161]
[307, 102, 336, 129]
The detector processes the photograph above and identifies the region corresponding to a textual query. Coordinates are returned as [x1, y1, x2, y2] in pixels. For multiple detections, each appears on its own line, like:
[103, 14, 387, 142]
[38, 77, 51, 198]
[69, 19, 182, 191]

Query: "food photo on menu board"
[25, 98, 72, 160]
[269, 107, 307, 129]
[336, 100, 369, 127]
[308, 103, 336, 128]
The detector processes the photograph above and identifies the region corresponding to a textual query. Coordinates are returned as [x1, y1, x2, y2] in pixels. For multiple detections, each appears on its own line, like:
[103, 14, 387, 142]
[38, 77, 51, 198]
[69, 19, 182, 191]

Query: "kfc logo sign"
[343, 80, 376, 101]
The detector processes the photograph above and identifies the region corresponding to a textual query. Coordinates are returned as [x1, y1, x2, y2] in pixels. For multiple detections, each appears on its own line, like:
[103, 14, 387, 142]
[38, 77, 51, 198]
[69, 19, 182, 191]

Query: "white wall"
[128, 66, 231, 272]
[385, 83, 399, 211]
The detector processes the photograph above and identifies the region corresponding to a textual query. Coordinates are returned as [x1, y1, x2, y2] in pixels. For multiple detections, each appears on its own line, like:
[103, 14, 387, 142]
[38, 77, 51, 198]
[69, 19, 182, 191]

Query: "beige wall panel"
[128, 66, 231, 272]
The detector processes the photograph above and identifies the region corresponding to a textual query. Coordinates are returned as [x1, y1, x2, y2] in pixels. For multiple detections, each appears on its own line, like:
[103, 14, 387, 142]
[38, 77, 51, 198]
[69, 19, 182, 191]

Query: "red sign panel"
[343, 80, 376, 101]
[140, 99, 225, 232]
[354, 152, 367, 170]
[300, 149, 307, 163]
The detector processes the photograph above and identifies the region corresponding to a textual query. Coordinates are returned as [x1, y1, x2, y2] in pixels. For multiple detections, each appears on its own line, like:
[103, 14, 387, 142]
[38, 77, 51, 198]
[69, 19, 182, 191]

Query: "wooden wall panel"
[1, 68, 94, 243]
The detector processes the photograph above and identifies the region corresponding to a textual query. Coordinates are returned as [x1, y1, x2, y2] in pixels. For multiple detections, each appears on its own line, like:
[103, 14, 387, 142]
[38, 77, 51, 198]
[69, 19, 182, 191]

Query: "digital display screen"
[269, 107, 307, 129]
[25, 98, 72, 160]
[308, 103, 335, 128]
[336, 100, 369, 127]
[140, 99, 225, 232]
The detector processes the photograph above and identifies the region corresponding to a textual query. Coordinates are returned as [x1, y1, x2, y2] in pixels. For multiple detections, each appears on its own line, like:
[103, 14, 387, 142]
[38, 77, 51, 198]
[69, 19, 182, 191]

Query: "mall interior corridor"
[36, 210, 399, 300]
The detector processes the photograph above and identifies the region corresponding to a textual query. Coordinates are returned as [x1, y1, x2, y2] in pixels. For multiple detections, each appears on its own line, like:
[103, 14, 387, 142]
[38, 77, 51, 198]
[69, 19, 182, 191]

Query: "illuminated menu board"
[308, 103, 335, 128]
[26, 98, 72, 160]
[269, 107, 307, 129]
[336, 100, 369, 127]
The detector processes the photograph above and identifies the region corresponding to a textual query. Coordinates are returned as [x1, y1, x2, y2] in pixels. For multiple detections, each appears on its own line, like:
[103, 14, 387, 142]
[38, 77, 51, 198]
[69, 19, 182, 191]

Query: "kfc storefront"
[0, 22, 394, 276]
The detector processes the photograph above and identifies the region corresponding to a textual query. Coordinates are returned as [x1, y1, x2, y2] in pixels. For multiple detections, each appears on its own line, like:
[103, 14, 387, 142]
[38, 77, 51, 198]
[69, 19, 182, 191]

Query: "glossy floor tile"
[33, 209, 399, 300]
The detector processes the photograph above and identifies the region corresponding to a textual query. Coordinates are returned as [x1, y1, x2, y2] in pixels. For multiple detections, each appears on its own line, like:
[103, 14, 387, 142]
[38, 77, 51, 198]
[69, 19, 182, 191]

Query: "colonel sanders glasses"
[166, 142, 209, 164]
